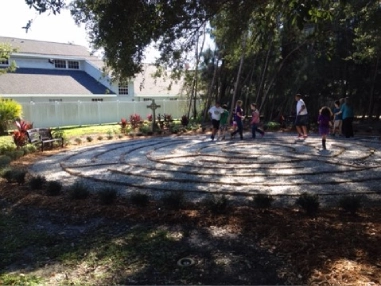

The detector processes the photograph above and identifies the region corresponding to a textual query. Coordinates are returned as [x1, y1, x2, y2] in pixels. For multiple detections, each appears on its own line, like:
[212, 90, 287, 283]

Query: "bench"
[26, 128, 64, 151]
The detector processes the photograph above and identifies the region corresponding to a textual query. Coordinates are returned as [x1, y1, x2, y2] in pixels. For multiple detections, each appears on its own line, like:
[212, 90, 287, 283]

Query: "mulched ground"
[1, 133, 381, 285]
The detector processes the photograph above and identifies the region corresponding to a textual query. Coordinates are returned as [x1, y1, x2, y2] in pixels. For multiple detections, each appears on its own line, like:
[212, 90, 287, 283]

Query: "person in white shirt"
[208, 102, 224, 141]
[295, 94, 309, 139]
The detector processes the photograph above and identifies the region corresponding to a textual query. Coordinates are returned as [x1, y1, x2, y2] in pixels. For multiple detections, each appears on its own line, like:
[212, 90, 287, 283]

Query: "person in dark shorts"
[294, 94, 309, 139]
[230, 100, 245, 140]
[208, 101, 224, 141]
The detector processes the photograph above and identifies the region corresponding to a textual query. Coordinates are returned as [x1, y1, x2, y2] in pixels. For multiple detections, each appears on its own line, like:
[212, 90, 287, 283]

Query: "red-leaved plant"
[119, 118, 128, 133]
[130, 114, 141, 129]
[13, 120, 33, 147]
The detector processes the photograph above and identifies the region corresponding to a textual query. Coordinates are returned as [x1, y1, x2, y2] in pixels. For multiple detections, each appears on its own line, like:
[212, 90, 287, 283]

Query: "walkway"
[29, 133, 381, 205]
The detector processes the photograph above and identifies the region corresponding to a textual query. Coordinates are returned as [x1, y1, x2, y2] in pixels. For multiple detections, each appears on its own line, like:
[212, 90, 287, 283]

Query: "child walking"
[218, 104, 229, 140]
[250, 103, 265, 139]
[318, 106, 333, 150]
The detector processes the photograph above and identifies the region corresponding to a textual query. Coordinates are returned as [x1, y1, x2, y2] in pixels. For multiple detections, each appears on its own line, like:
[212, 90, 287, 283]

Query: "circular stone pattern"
[30, 133, 381, 198]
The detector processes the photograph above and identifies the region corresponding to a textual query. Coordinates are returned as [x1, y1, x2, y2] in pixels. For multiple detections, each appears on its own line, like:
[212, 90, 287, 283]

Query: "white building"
[0, 36, 185, 103]
[0, 36, 193, 127]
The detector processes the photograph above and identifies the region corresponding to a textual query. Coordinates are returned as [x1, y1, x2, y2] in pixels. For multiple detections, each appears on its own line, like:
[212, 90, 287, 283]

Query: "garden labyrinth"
[30, 133, 381, 202]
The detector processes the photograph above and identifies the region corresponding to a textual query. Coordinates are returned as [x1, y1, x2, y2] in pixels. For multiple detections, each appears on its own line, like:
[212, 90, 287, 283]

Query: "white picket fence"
[19, 99, 201, 128]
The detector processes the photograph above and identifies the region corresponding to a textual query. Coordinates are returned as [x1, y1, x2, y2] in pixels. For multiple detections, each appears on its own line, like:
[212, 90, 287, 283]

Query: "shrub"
[160, 191, 185, 210]
[98, 187, 118, 205]
[46, 180, 62, 196]
[139, 124, 151, 135]
[14, 169, 27, 185]
[74, 138, 82, 145]
[129, 192, 150, 207]
[0, 99, 23, 135]
[1, 167, 15, 183]
[14, 150, 24, 160]
[51, 129, 67, 143]
[253, 194, 274, 209]
[130, 114, 141, 129]
[0, 142, 17, 155]
[181, 115, 189, 127]
[26, 144, 37, 153]
[0, 155, 12, 168]
[3, 151, 17, 160]
[119, 118, 128, 133]
[264, 121, 280, 131]
[106, 130, 113, 140]
[97, 135, 104, 141]
[338, 195, 362, 215]
[29, 175, 46, 190]
[296, 193, 320, 216]
[202, 195, 229, 214]
[13, 120, 33, 147]
[86, 136, 93, 142]
[68, 182, 90, 200]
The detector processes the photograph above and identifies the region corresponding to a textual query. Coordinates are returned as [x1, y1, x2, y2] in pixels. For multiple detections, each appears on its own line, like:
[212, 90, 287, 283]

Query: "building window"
[54, 60, 66, 68]
[0, 59, 9, 65]
[68, 61, 79, 69]
[118, 84, 129, 95]
[49, 99, 62, 102]
[92, 98, 103, 102]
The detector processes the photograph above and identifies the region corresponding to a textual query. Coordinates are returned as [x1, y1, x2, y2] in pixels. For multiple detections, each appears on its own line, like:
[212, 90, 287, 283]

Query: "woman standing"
[336, 97, 354, 138]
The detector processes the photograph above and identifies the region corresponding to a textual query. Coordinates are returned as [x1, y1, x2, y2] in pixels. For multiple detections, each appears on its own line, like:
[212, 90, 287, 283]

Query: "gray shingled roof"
[0, 36, 104, 68]
[0, 68, 113, 94]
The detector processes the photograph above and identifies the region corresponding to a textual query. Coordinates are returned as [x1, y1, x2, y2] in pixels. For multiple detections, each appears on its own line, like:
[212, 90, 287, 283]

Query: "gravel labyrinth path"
[30, 133, 381, 205]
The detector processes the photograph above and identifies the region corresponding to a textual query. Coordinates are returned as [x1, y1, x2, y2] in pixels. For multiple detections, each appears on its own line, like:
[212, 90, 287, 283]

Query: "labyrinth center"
[30, 134, 381, 198]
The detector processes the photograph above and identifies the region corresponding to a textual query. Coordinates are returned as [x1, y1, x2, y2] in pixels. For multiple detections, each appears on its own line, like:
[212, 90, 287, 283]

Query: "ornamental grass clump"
[98, 187, 118, 205]
[296, 193, 320, 216]
[68, 181, 90, 200]
[253, 194, 274, 209]
[46, 180, 62, 196]
[338, 195, 363, 215]
[0, 155, 12, 168]
[202, 194, 229, 214]
[29, 175, 46, 190]
[160, 191, 185, 210]
[13, 169, 27, 185]
[129, 192, 150, 207]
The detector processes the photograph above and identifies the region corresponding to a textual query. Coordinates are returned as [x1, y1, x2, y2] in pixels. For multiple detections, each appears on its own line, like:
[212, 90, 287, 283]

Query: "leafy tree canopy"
[0, 43, 17, 75]
[23, 0, 334, 81]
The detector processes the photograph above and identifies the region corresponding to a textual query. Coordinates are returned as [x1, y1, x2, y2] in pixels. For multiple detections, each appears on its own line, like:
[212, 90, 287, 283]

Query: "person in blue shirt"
[335, 97, 354, 138]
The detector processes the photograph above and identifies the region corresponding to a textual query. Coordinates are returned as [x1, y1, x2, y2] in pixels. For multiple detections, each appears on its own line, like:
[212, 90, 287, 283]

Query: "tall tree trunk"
[188, 24, 207, 120]
[228, 34, 247, 124]
[203, 51, 219, 123]
[256, 40, 273, 104]
[259, 41, 307, 112]
[367, 54, 379, 119]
